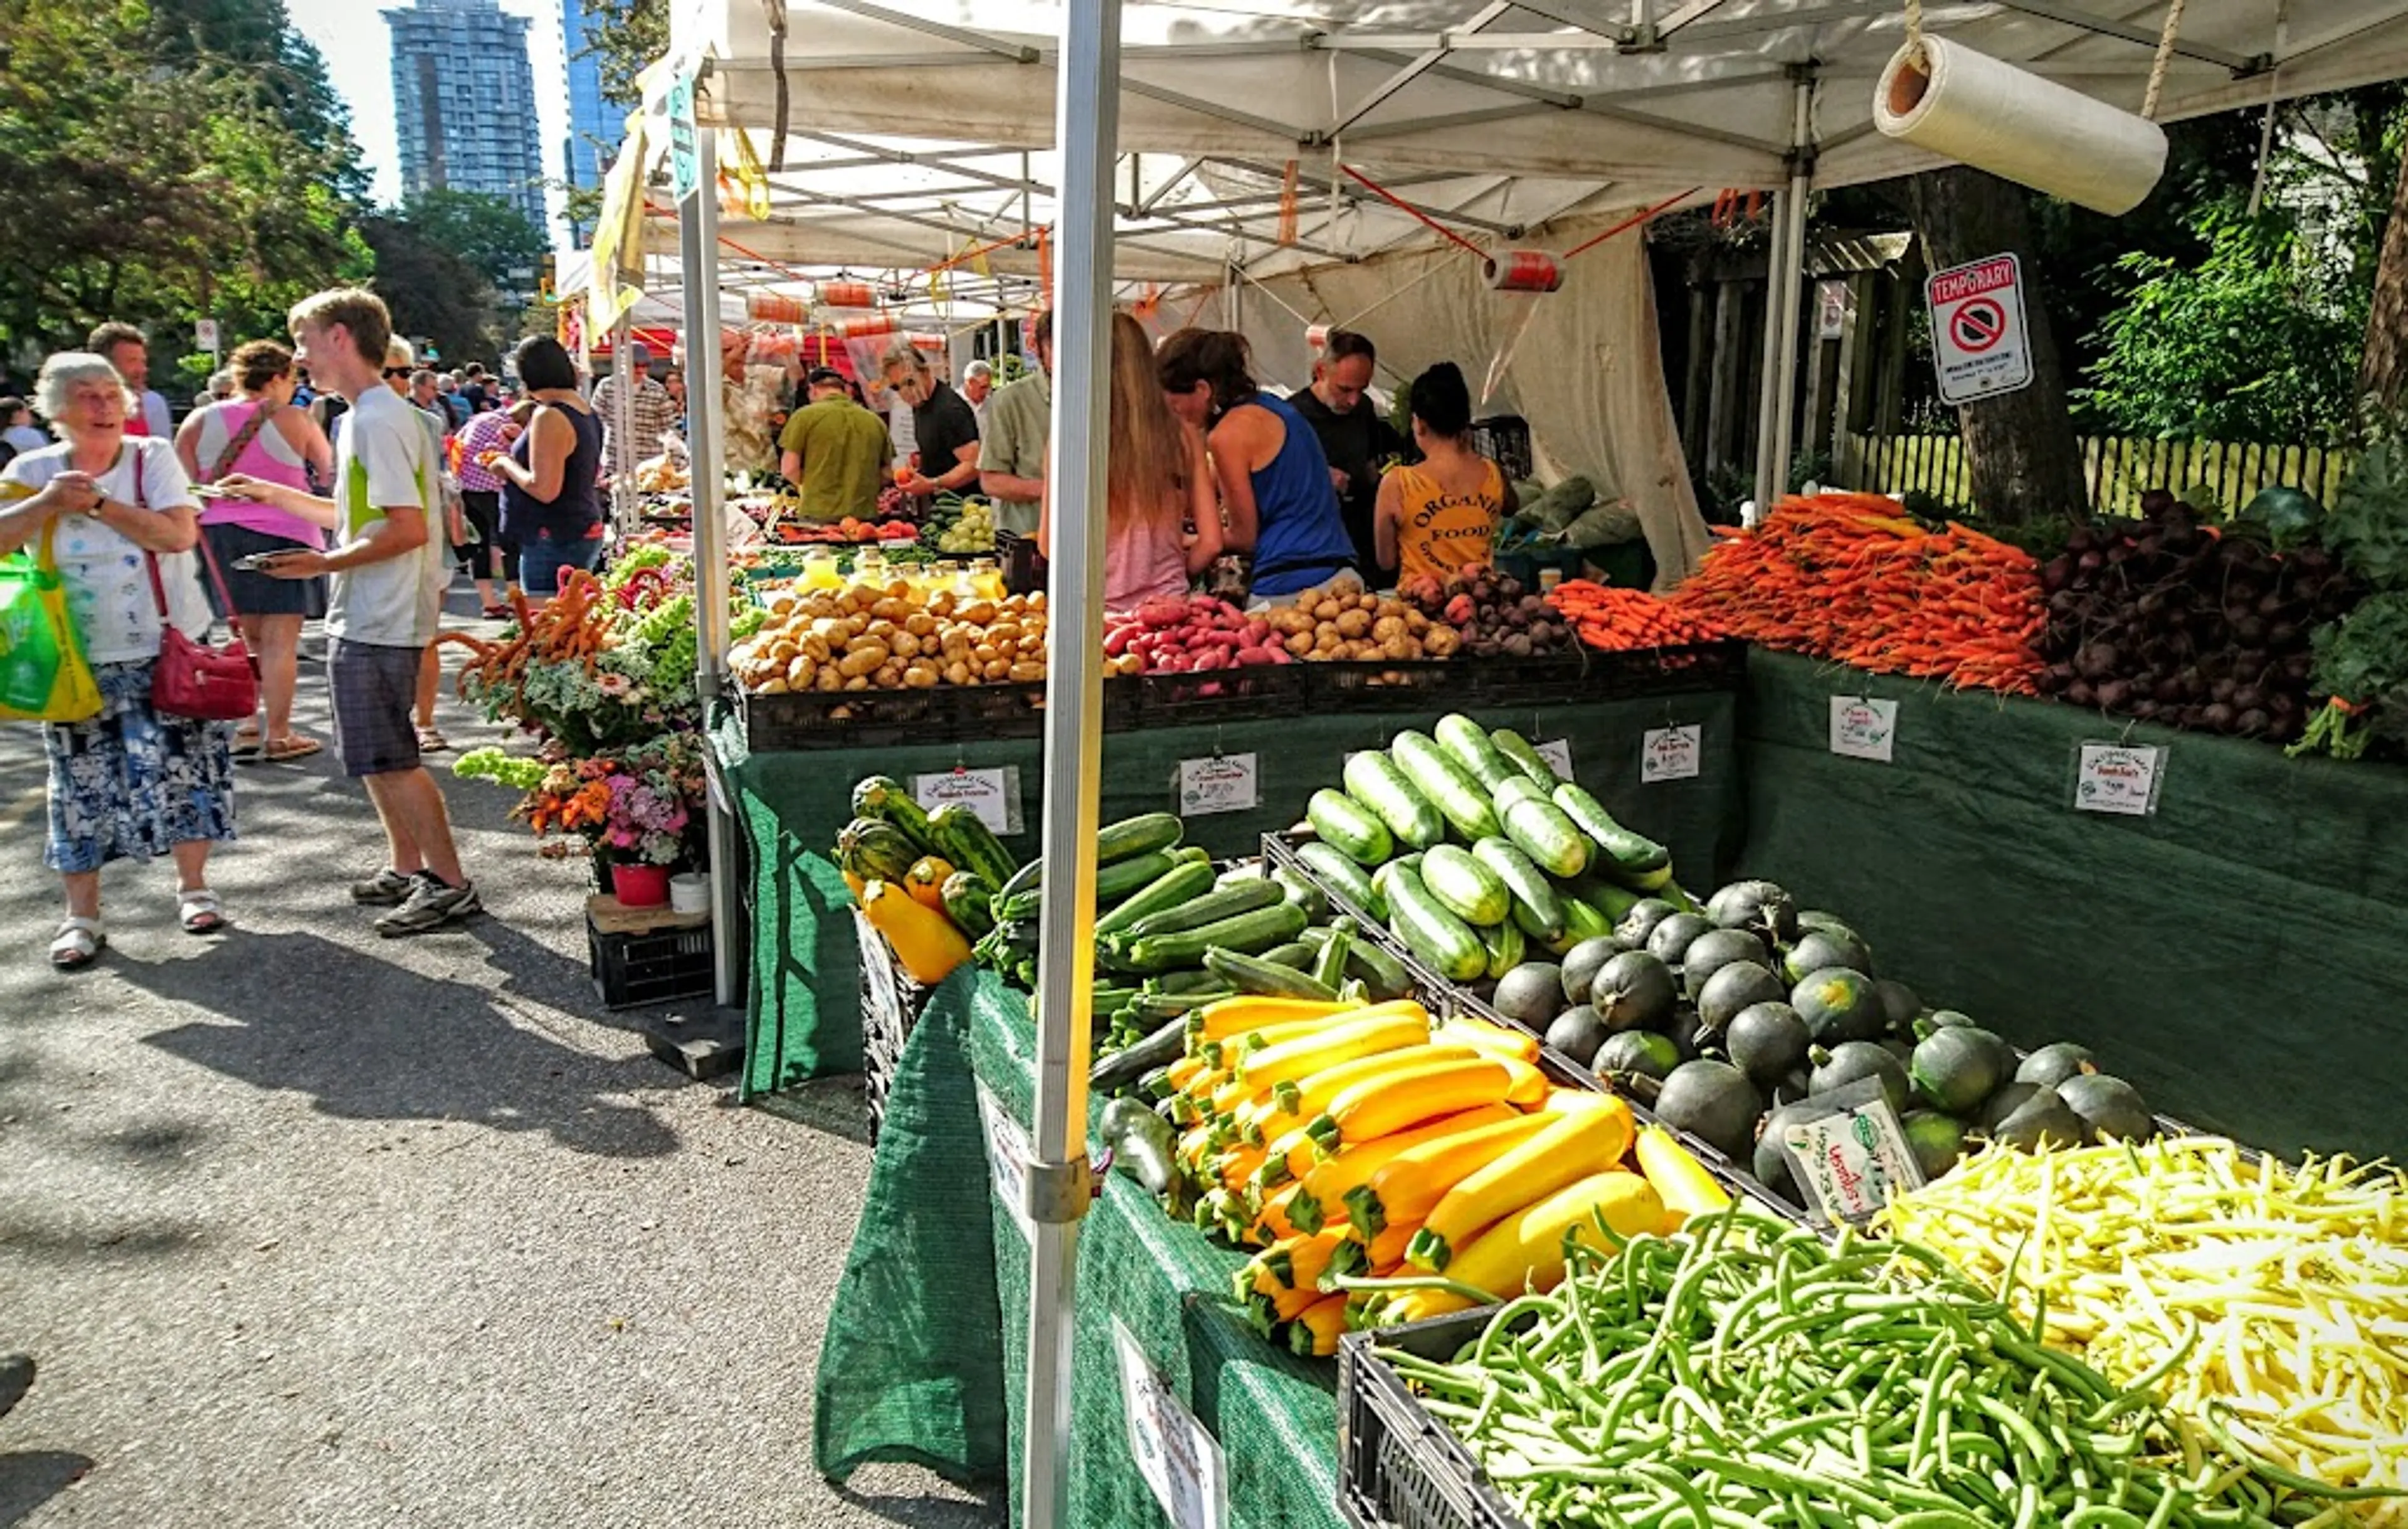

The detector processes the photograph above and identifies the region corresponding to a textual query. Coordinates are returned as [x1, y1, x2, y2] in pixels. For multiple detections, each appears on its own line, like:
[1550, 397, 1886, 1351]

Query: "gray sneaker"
[350, 867, 416, 906]
[374, 874, 482, 937]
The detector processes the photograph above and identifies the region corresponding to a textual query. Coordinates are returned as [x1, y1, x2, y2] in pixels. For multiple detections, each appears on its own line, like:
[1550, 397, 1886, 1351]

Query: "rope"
[2141, 0, 2189, 120]
[1903, 0, 1925, 64]
[1558, 186, 1702, 262]
[1338, 166, 1491, 259]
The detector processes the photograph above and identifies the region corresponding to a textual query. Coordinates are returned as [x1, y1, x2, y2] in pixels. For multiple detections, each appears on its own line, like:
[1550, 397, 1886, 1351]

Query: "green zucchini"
[1255, 941, 1319, 971]
[1492, 776, 1590, 879]
[1550, 783, 1671, 875]
[993, 856, 1043, 904]
[850, 776, 938, 854]
[1099, 812, 1183, 864]
[1418, 844, 1511, 926]
[1151, 968, 1239, 997]
[1432, 714, 1523, 792]
[1092, 1017, 1186, 1093]
[1094, 849, 1181, 907]
[1390, 729, 1502, 843]
[940, 870, 998, 938]
[1204, 946, 1341, 1000]
[1121, 901, 1311, 973]
[1480, 918, 1525, 980]
[1545, 897, 1615, 955]
[1306, 788, 1393, 867]
[1561, 871, 1642, 923]
[1311, 918, 1354, 993]
[1294, 841, 1382, 918]
[1489, 727, 1562, 791]
[926, 803, 1017, 888]
[1471, 837, 1565, 941]
[1383, 865, 1489, 982]
[1094, 859, 1218, 939]
[1342, 750, 1445, 851]
[1301, 927, 1414, 1003]
[1122, 877, 1284, 941]
[1270, 866, 1328, 921]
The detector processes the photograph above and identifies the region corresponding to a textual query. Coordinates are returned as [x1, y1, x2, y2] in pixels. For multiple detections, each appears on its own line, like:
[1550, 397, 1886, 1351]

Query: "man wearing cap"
[962, 359, 996, 430]
[590, 342, 679, 479]
[975, 311, 1052, 537]
[778, 368, 894, 522]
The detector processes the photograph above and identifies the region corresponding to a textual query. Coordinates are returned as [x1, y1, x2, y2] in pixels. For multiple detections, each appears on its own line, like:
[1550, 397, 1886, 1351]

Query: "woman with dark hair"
[1375, 361, 1511, 586]
[1157, 328, 1355, 601]
[482, 337, 602, 601]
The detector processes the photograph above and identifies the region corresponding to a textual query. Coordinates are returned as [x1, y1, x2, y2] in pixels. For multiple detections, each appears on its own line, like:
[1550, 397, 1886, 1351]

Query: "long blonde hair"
[1109, 312, 1188, 529]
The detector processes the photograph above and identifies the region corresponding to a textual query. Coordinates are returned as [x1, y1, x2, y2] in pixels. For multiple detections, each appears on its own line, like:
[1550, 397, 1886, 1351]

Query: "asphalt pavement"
[0, 596, 1005, 1528]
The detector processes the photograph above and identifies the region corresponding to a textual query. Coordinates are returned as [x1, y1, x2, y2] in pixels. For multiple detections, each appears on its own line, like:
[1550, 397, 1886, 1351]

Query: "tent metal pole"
[1765, 76, 1815, 511]
[609, 310, 637, 538]
[1019, 0, 1118, 1514]
[678, 127, 740, 1008]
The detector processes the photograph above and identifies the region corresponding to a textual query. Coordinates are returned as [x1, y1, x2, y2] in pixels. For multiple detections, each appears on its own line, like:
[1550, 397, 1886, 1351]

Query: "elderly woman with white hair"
[0, 352, 236, 968]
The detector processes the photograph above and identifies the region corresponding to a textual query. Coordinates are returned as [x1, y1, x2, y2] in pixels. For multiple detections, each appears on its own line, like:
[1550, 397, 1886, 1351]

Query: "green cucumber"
[1122, 901, 1311, 972]
[1301, 927, 1414, 1003]
[1390, 729, 1502, 843]
[1560, 870, 1642, 924]
[1343, 751, 1445, 851]
[1099, 812, 1183, 864]
[1471, 837, 1565, 941]
[926, 803, 1018, 889]
[1296, 841, 1383, 918]
[1550, 784, 1671, 875]
[1270, 866, 1327, 921]
[1204, 946, 1341, 1000]
[1489, 728, 1561, 791]
[1480, 918, 1525, 981]
[1433, 714, 1523, 793]
[1306, 789, 1393, 867]
[1093, 859, 1218, 939]
[1384, 865, 1489, 982]
[1492, 776, 1590, 879]
[1418, 844, 1511, 926]
[1122, 877, 1284, 941]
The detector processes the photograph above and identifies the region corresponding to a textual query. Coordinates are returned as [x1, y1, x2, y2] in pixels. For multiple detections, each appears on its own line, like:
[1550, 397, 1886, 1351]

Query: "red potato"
[1104, 625, 1137, 657]
[1235, 646, 1274, 666]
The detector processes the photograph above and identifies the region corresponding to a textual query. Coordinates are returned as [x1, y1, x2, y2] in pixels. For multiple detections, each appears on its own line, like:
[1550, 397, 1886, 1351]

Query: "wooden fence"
[1835, 431, 2355, 516]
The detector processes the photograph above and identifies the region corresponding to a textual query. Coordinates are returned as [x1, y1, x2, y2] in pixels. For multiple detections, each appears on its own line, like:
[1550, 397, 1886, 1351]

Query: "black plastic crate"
[1469, 415, 1534, 484]
[1338, 1308, 1533, 1529]
[588, 918, 714, 1010]
[1455, 640, 1749, 707]
[1304, 661, 1463, 712]
[737, 678, 1048, 752]
[1122, 663, 1313, 726]
[855, 910, 925, 1144]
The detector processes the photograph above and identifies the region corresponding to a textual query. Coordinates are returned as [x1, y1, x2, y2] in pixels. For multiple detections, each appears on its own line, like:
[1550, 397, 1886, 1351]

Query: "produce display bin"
[736, 677, 1049, 752]
[1470, 415, 1534, 484]
[588, 916, 715, 1009]
[854, 911, 924, 1143]
[1337, 1309, 1534, 1529]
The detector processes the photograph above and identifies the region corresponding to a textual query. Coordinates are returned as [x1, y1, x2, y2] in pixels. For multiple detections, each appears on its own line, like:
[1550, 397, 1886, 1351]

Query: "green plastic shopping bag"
[0, 521, 102, 723]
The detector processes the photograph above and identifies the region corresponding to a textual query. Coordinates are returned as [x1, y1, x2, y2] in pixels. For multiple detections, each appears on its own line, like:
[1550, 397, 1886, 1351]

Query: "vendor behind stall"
[884, 343, 980, 507]
[778, 368, 892, 522]
[976, 311, 1052, 536]
[1287, 329, 1402, 581]
[1376, 361, 1512, 586]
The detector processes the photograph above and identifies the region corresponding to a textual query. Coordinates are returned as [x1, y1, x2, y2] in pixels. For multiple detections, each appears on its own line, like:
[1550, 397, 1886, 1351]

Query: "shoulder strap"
[131, 439, 240, 622]
[208, 403, 275, 483]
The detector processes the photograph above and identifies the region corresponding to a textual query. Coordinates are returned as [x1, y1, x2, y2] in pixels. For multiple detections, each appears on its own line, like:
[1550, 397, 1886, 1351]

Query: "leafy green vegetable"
[2324, 439, 2408, 591]
[2291, 591, 2408, 759]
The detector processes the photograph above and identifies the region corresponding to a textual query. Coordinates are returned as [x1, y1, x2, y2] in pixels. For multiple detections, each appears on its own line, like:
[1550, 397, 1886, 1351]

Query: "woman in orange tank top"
[1375, 362, 1513, 586]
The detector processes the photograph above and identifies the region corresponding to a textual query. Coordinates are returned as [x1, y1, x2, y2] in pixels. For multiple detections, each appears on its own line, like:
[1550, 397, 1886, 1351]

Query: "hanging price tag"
[912, 766, 1022, 835]
[1176, 754, 1260, 817]
[1828, 697, 1899, 763]
[974, 1082, 1033, 1246]
[2074, 742, 2165, 816]
[1777, 1081, 1925, 1225]
[1640, 725, 1701, 783]
[1114, 1319, 1230, 1529]
[1535, 738, 1574, 778]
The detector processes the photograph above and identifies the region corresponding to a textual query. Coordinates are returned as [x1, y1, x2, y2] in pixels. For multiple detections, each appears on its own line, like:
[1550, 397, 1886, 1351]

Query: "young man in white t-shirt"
[221, 288, 478, 936]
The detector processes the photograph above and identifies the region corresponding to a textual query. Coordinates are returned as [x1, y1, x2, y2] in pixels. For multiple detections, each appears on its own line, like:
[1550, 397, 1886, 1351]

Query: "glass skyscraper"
[560, 0, 622, 244]
[384, 0, 548, 231]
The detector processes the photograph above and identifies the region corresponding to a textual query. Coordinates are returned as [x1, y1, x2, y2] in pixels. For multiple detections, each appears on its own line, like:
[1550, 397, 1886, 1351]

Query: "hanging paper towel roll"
[1875, 36, 2168, 216]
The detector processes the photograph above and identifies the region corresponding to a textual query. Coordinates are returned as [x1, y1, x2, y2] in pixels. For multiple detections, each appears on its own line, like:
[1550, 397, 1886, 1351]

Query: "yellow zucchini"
[1186, 995, 1380, 1044]
[1288, 1295, 1350, 1358]
[1305, 1055, 1513, 1153]
[1240, 1042, 1482, 1148]
[1347, 1111, 1563, 1239]
[1441, 1170, 1664, 1299]
[1249, 1181, 1302, 1246]
[1433, 1016, 1541, 1064]
[1633, 1124, 1731, 1230]
[1497, 1053, 1550, 1108]
[1284, 1104, 1520, 1236]
[1222, 1009, 1431, 1106]
[1408, 1097, 1637, 1271]
[1238, 1229, 1346, 1298]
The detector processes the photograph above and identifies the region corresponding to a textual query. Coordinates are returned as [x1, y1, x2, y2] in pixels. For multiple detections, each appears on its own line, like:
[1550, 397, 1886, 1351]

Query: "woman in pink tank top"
[173, 341, 339, 761]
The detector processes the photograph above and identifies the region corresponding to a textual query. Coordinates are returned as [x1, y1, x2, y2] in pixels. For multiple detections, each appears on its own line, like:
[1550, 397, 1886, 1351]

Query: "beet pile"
[2035, 493, 2361, 744]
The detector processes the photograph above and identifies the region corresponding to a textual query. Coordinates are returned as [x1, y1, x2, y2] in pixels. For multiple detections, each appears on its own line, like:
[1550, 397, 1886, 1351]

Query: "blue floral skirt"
[43, 660, 238, 875]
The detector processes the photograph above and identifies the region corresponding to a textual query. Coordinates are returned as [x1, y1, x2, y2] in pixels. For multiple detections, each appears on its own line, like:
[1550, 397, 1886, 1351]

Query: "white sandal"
[178, 889, 227, 935]
[50, 918, 105, 970]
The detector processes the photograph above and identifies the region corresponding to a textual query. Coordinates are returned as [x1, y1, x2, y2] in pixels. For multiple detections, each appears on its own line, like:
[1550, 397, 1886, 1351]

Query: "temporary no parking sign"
[1926, 253, 2032, 405]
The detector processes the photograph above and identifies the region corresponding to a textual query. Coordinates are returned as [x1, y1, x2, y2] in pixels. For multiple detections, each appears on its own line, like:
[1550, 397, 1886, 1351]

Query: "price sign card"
[1177, 754, 1260, 817]
[975, 1082, 1033, 1246]
[1640, 725, 1702, 784]
[1829, 697, 1899, 763]
[912, 766, 1022, 835]
[1778, 1081, 1926, 1225]
[1535, 738, 1575, 778]
[1114, 1319, 1229, 1529]
[2074, 742, 2164, 817]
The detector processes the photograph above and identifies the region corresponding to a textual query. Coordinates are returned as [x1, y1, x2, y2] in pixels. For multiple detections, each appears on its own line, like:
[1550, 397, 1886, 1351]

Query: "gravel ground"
[0, 597, 1005, 1528]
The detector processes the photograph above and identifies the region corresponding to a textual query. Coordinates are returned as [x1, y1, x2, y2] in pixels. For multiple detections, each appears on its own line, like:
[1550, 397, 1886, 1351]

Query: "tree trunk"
[1904, 167, 2089, 525]
[2357, 139, 2408, 421]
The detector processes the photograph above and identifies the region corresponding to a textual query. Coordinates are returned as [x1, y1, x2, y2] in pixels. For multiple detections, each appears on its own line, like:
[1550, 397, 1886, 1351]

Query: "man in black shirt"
[883, 342, 981, 505]
[1287, 329, 1404, 582]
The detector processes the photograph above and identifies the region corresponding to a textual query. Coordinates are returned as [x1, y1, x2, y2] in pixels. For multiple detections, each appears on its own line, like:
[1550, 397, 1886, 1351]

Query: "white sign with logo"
[2075, 742, 2165, 816]
[1828, 697, 1899, 763]
[1640, 725, 1702, 784]
[1114, 1318, 1230, 1529]
[1535, 738, 1574, 780]
[1926, 253, 2033, 405]
[666, 71, 700, 206]
[912, 766, 1021, 835]
[1779, 1092, 1926, 1225]
[975, 1082, 1033, 1246]
[1177, 753, 1260, 817]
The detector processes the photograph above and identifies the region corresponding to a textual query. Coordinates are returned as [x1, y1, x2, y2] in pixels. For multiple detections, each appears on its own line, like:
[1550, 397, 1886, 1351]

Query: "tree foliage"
[399, 189, 547, 295]
[359, 213, 507, 371]
[577, 0, 669, 114]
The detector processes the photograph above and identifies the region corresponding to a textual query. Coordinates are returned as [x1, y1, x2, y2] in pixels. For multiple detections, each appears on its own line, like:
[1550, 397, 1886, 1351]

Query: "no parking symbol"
[1927, 254, 2032, 405]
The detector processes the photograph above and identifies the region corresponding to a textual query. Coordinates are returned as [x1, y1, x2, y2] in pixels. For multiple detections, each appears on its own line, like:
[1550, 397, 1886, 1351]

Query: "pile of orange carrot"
[1667, 494, 2046, 693]
[1545, 580, 1725, 651]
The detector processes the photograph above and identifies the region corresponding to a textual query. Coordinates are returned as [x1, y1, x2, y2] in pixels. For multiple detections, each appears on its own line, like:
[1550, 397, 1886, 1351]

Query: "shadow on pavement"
[0, 1449, 95, 1528]
[835, 1483, 1011, 1529]
[116, 928, 683, 1159]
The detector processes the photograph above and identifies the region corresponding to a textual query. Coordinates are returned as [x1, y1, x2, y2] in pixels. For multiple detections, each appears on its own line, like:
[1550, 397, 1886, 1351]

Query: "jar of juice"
[968, 558, 1007, 602]
[800, 550, 843, 591]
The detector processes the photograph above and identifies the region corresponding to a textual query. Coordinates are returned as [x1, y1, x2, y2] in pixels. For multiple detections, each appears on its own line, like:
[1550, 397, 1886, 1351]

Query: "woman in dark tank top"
[488, 337, 605, 602]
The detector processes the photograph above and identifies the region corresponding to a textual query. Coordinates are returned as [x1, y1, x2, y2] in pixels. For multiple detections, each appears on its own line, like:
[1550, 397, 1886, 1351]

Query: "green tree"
[577, 0, 668, 112]
[400, 189, 547, 295]
[359, 214, 505, 371]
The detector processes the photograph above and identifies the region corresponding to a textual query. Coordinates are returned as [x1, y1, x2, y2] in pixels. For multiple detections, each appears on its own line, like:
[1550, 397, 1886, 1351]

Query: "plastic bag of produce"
[1523, 476, 1595, 532]
[1556, 501, 1641, 549]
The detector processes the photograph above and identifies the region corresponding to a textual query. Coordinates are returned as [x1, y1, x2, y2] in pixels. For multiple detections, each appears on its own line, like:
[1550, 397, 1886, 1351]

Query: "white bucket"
[670, 873, 712, 916]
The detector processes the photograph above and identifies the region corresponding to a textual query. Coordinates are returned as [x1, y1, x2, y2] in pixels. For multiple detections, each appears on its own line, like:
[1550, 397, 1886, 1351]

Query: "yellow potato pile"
[732, 582, 1048, 694]
[1262, 585, 1462, 662]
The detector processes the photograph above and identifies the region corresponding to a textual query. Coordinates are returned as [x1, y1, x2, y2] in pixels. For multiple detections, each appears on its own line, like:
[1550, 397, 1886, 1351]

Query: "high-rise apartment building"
[560, 0, 623, 245]
[385, 0, 548, 231]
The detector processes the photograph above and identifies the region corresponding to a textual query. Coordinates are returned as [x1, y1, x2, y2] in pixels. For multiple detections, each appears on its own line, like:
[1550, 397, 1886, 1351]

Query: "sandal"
[415, 726, 450, 753]
[50, 918, 105, 970]
[481, 603, 512, 620]
[178, 889, 227, 935]
[232, 724, 263, 757]
[261, 735, 324, 763]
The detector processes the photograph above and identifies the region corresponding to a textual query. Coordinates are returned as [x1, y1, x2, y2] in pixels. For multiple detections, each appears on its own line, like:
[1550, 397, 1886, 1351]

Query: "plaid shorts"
[329, 640, 425, 778]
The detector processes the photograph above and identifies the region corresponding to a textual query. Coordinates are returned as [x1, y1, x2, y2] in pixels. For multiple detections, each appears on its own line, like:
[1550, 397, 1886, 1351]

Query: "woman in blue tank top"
[489, 337, 606, 602]
[1158, 329, 1358, 600]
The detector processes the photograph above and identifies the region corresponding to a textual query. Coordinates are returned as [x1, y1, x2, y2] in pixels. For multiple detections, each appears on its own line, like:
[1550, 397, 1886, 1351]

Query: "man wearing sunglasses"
[883, 343, 980, 507]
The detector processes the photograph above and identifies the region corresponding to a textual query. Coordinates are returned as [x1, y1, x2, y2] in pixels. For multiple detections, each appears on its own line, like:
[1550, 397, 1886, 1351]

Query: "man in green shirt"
[778, 368, 894, 521]
[976, 311, 1052, 536]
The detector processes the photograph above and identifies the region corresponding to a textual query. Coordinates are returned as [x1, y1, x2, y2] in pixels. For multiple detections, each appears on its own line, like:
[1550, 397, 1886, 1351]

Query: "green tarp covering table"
[715, 691, 1743, 1098]
[812, 965, 1346, 1528]
[1739, 650, 2408, 1163]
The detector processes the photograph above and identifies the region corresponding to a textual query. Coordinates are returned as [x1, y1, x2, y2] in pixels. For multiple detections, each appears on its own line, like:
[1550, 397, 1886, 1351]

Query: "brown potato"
[944, 660, 974, 685]
[986, 622, 1023, 645]
[959, 600, 998, 626]
[837, 641, 890, 678]
[817, 666, 845, 692]
[786, 653, 817, 685]
[1007, 662, 1045, 683]
[972, 643, 999, 665]
[870, 597, 910, 622]
[756, 676, 789, 695]
[842, 674, 870, 692]
[1284, 630, 1315, 658]
[1311, 598, 1344, 622]
[981, 658, 1011, 681]
[1334, 609, 1371, 638]
[890, 631, 922, 660]
[865, 619, 897, 643]
[1358, 592, 1378, 611]
[904, 664, 941, 689]
[904, 612, 937, 638]
[873, 662, 904, 689]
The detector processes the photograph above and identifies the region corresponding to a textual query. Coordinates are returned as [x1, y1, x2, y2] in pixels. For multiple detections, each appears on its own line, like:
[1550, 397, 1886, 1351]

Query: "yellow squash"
[1348, 1112, 1564, 1239]
[1393, 1170, 1666, 1318]
[1408, 1096, 1635, 1271]
[902, 855, 956, 912]
[1306, 1055, 1513, 1153]
[859, 879, 971, 985]
[1633, 1124, 1731, 1230]
[1284, 1104, 1519, 1236]
[1186, 995, 1388, 1044]
[1240, 1043, 1481, 1151]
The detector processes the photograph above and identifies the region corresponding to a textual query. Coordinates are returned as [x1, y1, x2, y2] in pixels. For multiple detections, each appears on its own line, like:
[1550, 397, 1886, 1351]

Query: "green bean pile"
[1376, 1209, 2343, 1529]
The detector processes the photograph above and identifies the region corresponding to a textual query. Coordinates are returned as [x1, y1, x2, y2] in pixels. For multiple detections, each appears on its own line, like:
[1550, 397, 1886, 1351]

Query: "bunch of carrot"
[1668, 494, 2046, 692]
[1543, 580, 1724, 651]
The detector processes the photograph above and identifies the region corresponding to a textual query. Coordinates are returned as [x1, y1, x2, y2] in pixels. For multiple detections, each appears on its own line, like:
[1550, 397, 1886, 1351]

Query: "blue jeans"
[519, 524, 604, 598]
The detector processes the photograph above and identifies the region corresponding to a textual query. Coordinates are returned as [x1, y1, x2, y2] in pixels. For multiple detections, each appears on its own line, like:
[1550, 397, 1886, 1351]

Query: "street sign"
[1926, 253, 2032, 406]
[194, 319, 219, 354]
[667, 71, 700, 206]
[1814, 279, 1851, 341]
